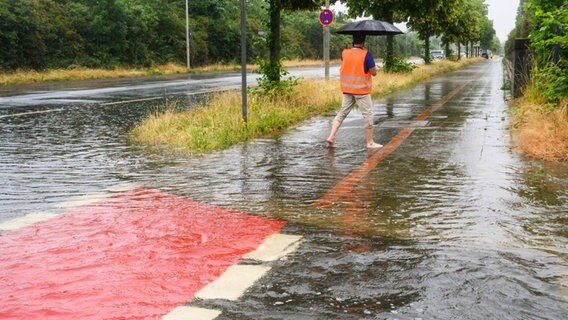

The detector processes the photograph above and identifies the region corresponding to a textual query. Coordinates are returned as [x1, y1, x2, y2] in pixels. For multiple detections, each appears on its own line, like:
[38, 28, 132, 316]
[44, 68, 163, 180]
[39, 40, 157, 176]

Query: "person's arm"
[369, 66, 377, 76]
[365, 52, 377, 76]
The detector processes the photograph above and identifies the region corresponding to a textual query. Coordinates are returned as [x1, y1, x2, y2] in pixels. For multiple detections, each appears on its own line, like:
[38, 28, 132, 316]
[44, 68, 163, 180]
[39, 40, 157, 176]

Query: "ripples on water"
[1, 63, 567, 319]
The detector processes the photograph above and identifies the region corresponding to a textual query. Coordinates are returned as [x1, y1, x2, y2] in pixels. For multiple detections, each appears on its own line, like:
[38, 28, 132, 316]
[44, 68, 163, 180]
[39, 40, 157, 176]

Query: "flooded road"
[1, 60, 567, 319]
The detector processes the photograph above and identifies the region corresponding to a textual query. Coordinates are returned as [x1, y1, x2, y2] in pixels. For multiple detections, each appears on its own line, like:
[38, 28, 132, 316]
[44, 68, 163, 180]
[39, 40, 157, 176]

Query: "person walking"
[325, 33, 382, 149]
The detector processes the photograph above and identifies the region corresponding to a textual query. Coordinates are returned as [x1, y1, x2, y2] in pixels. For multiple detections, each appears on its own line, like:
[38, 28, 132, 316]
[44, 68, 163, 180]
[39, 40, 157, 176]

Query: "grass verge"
[130, 58, 481, 154]
[0, 60, 338, 85]
[510, 84, 568, 162]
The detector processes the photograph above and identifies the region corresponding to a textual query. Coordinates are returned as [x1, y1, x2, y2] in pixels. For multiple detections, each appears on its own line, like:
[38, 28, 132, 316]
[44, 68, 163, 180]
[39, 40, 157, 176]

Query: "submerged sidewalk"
[2, 59, 567, 320]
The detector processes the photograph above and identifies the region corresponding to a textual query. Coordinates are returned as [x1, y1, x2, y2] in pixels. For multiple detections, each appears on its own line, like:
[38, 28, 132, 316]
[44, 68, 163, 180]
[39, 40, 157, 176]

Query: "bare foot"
[366, 142, 383, 149]
[326, 138, 336, 148]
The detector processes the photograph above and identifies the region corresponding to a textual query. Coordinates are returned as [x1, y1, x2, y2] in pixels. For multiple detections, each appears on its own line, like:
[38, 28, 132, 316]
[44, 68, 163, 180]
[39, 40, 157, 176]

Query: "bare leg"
[326, 120, 341, 148]
[327, 94, 355, 148]
[365, 127, 383, 149]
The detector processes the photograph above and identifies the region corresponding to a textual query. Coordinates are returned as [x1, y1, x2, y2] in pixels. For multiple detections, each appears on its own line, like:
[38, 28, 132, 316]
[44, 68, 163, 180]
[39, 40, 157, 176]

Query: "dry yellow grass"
[281, 59, 342, 68]
[511, 91, 568, 162]
[0, 59, 352, 85]
[0, 67, 150, 84]
[130, 79, 341, 153]
[0, 62, 247, 85]
[131, 58, 481, 154]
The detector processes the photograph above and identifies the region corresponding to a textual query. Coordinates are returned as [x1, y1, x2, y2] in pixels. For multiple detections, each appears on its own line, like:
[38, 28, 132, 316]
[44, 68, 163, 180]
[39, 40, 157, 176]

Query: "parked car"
[430, 49, 444, 59]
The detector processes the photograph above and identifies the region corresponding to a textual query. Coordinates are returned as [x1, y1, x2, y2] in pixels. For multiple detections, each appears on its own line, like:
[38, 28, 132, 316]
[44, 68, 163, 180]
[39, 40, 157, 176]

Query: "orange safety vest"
[340, 48, 373, 94]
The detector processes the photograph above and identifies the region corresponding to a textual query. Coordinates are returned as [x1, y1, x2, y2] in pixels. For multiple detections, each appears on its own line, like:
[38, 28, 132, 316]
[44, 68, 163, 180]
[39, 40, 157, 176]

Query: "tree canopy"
[0, 0, 498, 72]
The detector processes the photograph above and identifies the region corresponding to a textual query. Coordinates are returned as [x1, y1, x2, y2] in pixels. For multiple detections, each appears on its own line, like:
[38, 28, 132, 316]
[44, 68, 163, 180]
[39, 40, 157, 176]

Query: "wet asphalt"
[1, 59, 567, 319]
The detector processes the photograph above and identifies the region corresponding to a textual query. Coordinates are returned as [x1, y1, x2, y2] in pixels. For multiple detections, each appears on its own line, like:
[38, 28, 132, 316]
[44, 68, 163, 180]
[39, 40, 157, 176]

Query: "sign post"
[240, 0, 247, 123]
[319, 5, 334, 80]
[185, 0, 190, 69]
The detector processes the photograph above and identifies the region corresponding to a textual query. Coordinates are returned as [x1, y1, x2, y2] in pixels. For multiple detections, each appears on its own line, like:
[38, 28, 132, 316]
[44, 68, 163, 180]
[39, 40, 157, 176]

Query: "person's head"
[352, 33, 366, 45]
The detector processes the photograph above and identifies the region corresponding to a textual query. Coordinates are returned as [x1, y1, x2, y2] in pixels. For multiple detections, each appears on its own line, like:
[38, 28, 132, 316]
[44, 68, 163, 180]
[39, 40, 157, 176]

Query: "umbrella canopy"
[334, 19, 404, 36]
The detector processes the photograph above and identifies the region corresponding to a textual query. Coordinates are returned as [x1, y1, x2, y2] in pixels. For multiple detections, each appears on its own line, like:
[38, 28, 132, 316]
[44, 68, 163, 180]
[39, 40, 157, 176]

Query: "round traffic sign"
[319, 9, 334, 26]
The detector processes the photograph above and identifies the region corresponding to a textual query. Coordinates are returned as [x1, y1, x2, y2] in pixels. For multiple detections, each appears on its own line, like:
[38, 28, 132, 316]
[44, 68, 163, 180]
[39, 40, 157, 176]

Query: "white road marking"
[99, 97, 163, 106]
[162, 306, 221, 320]
[192, 232, 302, 306]
[56, 193, 113, 209]
[0, 109, 63, 119]
[185, 86, 239, 96]
[244, 233, 303, 262]
[0, 212, 57, 231]
[58, 183, 138, 208]
[104, 183, 139, 192]
[195, 264, 271, 301]
[0, 184, 138, 232]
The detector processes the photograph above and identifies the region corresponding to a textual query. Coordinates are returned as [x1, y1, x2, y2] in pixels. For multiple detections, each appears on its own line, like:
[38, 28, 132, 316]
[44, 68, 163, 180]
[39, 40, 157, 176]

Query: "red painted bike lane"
[0, 188, 285, 319]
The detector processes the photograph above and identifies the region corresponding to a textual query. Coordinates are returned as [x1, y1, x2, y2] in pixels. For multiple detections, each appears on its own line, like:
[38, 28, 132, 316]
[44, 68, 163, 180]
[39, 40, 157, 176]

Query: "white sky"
[486, 0, 520, 42]
[330, 0, 520, 43]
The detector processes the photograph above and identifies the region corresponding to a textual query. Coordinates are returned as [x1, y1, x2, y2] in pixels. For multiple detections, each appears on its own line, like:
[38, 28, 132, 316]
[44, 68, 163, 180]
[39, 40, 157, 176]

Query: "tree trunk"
[268, 0, 282, 82]
[384, 12, 394, 71]
[385, 35, 394, 69]
[424, 34, 431, 64]
[457, 43, 461, 60]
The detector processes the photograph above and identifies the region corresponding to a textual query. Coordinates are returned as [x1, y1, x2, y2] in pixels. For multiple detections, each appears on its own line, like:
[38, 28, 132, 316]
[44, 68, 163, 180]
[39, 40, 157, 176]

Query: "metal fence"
[507, 38, 531, 98]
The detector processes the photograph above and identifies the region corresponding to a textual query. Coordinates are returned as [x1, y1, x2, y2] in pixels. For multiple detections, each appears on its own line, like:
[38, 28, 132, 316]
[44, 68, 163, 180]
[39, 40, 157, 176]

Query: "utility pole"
[185, 0, 190, 69]
[323, 0, 330, 80]
[240, 0, 247, 123]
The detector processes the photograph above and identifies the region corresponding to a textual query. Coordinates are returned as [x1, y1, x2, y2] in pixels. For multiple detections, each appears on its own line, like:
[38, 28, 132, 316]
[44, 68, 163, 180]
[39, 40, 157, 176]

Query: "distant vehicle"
[430, 49, 444, 59]
[481, 50, 492, 59]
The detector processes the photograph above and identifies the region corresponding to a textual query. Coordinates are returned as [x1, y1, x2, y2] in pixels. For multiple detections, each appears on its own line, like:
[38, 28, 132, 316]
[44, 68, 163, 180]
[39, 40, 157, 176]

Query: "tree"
[265, 0, 320, 82]
[406, 0, 446, 64]
[479, 17, 496, 50]
[438, 0, 467, 58]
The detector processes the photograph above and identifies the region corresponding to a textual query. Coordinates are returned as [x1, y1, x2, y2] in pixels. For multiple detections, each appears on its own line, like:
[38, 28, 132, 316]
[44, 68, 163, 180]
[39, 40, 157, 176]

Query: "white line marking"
[0, 184, 138, 232]
[162, 306, 221, 320]
[100, 97, 163, 106]
[195, 264, 271, 301]
[185, 86, 239, 96]
[244, 233, 303, 262]
[0, 212, 58, 231]
[104, 183, 139, 192]
[56, 193, 112, 209]
[0, 109, 63, 119]
[57, 183, 138, 208]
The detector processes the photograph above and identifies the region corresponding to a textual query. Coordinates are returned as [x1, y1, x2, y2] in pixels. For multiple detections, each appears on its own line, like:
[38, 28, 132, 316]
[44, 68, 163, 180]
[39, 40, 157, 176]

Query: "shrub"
[384, 56, 417, 74]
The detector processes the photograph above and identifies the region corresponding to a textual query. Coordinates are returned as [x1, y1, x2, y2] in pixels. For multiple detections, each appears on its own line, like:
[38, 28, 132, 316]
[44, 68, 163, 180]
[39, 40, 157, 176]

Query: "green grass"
[130, 58, 482, 155]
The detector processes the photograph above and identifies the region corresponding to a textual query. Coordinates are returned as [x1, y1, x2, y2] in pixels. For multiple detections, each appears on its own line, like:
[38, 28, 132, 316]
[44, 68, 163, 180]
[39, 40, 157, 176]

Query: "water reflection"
[1, 61, 567, 319]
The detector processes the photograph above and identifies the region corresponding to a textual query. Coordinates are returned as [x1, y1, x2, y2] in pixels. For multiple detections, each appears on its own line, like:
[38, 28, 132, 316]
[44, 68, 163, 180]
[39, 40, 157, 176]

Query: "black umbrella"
[334, 19, 404, 36]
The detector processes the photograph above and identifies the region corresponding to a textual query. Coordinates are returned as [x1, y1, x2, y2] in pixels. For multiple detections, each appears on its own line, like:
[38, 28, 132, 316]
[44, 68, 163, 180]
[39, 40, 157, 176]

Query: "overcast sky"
[486, 0, 520, 42]
[330, 0, 520, 43]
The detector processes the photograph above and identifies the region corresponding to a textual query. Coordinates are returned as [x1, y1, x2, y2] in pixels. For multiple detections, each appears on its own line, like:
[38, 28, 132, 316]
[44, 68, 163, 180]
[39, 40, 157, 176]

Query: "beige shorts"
[333, 94, 374, 128]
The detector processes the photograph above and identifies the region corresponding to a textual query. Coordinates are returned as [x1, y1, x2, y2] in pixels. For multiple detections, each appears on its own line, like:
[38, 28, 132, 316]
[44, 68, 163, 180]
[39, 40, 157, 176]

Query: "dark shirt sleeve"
[364, 52, 376, 74]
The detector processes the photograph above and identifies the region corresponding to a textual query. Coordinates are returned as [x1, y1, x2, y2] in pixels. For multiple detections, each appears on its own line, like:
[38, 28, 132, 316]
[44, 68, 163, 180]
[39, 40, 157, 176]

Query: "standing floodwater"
[1, 60, 566, 319]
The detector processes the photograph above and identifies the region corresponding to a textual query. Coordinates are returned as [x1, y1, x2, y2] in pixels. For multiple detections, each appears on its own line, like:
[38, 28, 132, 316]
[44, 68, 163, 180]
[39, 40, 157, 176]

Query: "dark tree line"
[1, 0, 186, 69]
[1, 0, 349, 71]
[0, 0, 479, 72]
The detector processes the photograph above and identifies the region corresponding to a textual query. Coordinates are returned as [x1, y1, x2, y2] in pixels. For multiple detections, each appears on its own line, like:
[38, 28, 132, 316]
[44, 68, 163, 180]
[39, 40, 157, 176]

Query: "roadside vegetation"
[1, 0, 492, 82]
[0, 60, 336, 86]
[2, 0, 504, 155]
[129, 58, 480, 154]
[505, 0, 567, 162]
[511, 88, 568, 162]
